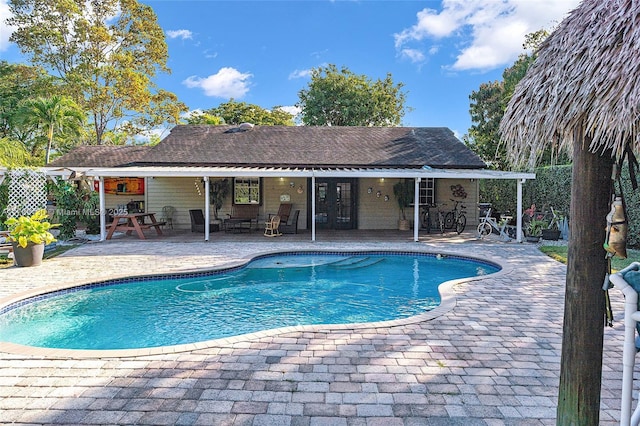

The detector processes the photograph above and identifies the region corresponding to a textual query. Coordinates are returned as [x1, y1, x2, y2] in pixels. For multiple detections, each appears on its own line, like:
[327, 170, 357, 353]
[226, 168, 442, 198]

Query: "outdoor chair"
[189, 209, 215, 233]
[269, 203, 292, 223]
[161, 205, 176, 229]
[279, 210, 300, 234]
[264, 215, 282, 237]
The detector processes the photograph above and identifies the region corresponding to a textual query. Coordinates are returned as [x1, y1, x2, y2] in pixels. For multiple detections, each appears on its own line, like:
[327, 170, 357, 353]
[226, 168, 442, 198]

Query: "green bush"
[479, 165, 571, 216]
[479, 163, 640, 248]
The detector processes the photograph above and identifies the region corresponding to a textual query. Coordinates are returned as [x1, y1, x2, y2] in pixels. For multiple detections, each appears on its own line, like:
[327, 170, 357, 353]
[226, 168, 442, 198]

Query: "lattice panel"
[6, 169, 47, 218]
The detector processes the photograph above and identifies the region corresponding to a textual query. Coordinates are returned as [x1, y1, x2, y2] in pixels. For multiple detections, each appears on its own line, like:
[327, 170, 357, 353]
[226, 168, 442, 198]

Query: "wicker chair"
[279, 210, 300, 234]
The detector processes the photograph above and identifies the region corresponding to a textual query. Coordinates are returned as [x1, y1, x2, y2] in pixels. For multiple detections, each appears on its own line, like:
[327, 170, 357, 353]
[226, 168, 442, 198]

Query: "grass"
[539, 245, 640, 271]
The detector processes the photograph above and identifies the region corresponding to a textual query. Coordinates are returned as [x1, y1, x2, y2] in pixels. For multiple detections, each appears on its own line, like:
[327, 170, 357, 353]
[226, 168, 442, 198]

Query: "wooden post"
[557, 127, 613, 424]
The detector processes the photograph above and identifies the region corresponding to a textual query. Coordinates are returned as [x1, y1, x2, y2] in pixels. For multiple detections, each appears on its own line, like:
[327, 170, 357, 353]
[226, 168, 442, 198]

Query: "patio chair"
[161, 205, 176, 229]
[189, 209, 215, 233]
[272, 203, 292, 223]
[264, 215, 282, 237]
[279, 210, 300, 234]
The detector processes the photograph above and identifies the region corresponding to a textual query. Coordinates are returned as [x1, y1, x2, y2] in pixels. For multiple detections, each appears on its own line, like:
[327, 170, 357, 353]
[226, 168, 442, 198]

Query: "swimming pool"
[0, 251, 500, 351]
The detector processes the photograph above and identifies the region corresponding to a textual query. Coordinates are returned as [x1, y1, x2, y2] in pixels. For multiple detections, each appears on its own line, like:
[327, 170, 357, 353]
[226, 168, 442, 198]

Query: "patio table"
[106, 212, 165, 240]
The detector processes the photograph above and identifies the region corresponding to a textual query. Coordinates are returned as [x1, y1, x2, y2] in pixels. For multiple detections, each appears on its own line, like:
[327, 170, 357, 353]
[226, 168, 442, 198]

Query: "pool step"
[328, 256, 384, 269]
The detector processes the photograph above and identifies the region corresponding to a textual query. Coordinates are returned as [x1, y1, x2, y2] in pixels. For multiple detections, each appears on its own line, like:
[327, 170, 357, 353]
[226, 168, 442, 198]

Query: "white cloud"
[166, 29, 193, 40]
[288, 69, 311, 79]
[400, 48, 426, 63]
[394, 0, 581, 71]
[0, 0, 15, 52]
[278, 105, 301, 117]
[183, 67, 253, 99]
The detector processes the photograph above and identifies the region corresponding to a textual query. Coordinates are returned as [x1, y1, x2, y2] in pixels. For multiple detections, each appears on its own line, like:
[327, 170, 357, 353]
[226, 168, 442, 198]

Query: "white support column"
[413, 178, 421, 242]
[204, 177, 210, 241]
[516, 178, 525, 243]
[99, 177, 106, 241]
[311, 175, 316, 242]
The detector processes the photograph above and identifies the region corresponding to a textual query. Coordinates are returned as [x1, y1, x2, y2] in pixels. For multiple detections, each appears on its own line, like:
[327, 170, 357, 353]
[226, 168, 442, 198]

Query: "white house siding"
[356, 178, 479, 230]
[434, 178, 479, 226]
[145, 177, 214, 230]
[358, 178, 400, 229]
[261, 177, 308, 230]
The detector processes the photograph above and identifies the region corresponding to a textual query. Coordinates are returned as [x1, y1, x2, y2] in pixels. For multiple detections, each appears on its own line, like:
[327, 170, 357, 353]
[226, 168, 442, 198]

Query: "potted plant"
[525, 219, 546, 243]
[209, 179, 230, 231]
[4, 209, 59, 267]
[393, 179, 413, 231]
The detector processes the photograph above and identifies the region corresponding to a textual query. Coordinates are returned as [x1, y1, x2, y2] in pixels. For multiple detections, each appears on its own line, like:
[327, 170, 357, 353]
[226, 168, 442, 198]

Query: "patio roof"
[43, 165, 535, 180]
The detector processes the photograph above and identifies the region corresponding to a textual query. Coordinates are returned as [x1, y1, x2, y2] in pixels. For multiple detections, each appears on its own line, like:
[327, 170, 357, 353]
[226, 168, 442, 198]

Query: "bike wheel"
[438, 213, 445, 234]
[477, 222, 492, 238]
[421, 211, 430, 233]
[444, 212, 454, 229]
[455, 214, 466, 234]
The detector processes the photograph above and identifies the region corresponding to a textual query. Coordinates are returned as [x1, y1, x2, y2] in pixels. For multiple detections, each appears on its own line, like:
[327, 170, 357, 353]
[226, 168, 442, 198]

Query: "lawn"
[540, 245, 640, 271]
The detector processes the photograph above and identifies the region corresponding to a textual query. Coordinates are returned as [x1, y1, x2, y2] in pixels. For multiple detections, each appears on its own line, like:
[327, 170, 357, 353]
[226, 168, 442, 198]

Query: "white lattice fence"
[5, 169, 47, 219]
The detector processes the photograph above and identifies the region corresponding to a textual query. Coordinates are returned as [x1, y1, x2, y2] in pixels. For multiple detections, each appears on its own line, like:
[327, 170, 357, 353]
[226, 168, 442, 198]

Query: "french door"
[312, 178, 357, 230]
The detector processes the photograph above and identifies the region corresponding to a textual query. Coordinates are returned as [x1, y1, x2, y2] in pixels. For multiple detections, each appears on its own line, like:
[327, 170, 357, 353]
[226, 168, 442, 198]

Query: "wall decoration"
[450, 184, 467, 199]
[101, 178, 145, 195]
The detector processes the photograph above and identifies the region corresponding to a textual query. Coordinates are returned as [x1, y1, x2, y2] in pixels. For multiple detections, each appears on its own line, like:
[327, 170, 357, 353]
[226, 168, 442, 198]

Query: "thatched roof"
[500, 0, 640, 169]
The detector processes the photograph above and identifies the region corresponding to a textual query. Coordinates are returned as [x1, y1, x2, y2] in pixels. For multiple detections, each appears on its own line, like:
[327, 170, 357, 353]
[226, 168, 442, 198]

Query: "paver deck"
[0, 232, 631, 425]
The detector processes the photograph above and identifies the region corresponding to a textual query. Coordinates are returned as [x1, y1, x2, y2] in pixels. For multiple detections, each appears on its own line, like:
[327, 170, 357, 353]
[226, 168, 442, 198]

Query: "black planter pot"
[542, 229, 561, 241]
[12, 241, 45, 267]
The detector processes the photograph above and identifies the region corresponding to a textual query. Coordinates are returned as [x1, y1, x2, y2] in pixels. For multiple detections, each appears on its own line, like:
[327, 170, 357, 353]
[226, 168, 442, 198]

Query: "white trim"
[42, 165, 535, 180]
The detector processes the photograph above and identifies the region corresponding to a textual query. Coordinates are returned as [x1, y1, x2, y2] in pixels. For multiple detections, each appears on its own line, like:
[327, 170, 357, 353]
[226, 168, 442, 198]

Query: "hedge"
[480, 163, 640, 247]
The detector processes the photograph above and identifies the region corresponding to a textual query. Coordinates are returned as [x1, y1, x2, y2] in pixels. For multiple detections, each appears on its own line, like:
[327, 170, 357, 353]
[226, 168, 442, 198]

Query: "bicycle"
[476, 207, 512, 241]
[443, 199, 467, 234]
[420, 203, 445, 234]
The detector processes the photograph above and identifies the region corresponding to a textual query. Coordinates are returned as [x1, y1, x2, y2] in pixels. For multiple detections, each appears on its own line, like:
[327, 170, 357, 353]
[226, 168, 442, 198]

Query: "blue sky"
[0, 0, 581, 139]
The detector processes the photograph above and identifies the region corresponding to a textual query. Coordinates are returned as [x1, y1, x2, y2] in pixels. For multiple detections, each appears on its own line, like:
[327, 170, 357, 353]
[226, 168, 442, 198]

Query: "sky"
[0, 0, 582, 139]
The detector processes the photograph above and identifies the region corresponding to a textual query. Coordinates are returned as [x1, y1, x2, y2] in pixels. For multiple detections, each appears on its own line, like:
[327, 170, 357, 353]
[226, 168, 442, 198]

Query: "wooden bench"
[226, 204, 259, 232]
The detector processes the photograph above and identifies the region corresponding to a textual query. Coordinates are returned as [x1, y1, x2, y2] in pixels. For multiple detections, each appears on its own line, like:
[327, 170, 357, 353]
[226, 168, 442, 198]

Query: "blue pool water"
[0, 252, 499, 350]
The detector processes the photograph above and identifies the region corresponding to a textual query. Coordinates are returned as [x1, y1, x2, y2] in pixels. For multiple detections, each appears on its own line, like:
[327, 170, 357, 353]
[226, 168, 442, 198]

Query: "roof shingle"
[50, 125, 486, 169]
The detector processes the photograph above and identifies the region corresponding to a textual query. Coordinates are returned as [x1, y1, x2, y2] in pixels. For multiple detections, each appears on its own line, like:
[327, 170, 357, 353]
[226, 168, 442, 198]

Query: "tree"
[0, 137, 34, 167]
[16, 95, 85, 164]
[297, 64, 407, 126]
[0, 61, 54, 143]
[186, 112, 224, 126]
[204, 99, 295, 126]
[500, 1, 638, 422]
[465, 30, 568, 170]
[7, 0, 188, 145]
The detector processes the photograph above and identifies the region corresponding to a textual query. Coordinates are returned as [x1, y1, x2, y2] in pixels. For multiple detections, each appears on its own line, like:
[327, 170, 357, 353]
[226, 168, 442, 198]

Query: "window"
[417, 178, 436, 205]
[233, 177, 261, 204]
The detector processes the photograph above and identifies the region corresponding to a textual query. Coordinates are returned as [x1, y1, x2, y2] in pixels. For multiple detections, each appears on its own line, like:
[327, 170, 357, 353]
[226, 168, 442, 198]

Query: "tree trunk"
[557, 128, 613, 425]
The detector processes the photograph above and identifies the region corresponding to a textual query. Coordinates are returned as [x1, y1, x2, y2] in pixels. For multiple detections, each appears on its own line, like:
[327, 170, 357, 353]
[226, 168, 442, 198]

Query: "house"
[47, 124, 535, 241]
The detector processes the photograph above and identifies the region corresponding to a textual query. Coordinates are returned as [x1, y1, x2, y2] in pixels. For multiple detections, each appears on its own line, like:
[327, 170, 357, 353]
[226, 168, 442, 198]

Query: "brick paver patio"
[0, 234, 631, 425]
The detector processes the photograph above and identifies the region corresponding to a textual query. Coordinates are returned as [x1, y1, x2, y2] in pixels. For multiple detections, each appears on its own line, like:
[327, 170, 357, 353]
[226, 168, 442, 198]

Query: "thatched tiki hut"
[500, 0, 640, 424]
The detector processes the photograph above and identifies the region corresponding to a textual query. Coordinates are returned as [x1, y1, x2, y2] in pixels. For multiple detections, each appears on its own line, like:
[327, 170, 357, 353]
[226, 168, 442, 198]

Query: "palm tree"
[0, 137, 33, 167]
[500, 1, 639, 423]
[17, 95, 85, 164]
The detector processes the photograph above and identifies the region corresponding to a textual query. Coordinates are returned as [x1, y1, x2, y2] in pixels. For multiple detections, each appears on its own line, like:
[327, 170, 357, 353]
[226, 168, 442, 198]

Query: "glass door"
[313, 179, 357, 230]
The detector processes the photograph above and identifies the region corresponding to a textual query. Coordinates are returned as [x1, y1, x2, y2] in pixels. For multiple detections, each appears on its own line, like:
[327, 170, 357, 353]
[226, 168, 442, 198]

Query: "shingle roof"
[48, 145, 149, 168]
[51, 125, 486, 169]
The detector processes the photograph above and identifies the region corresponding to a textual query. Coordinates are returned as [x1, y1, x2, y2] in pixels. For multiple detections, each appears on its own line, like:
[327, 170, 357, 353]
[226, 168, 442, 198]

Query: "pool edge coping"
[0, 248, 511, 359]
